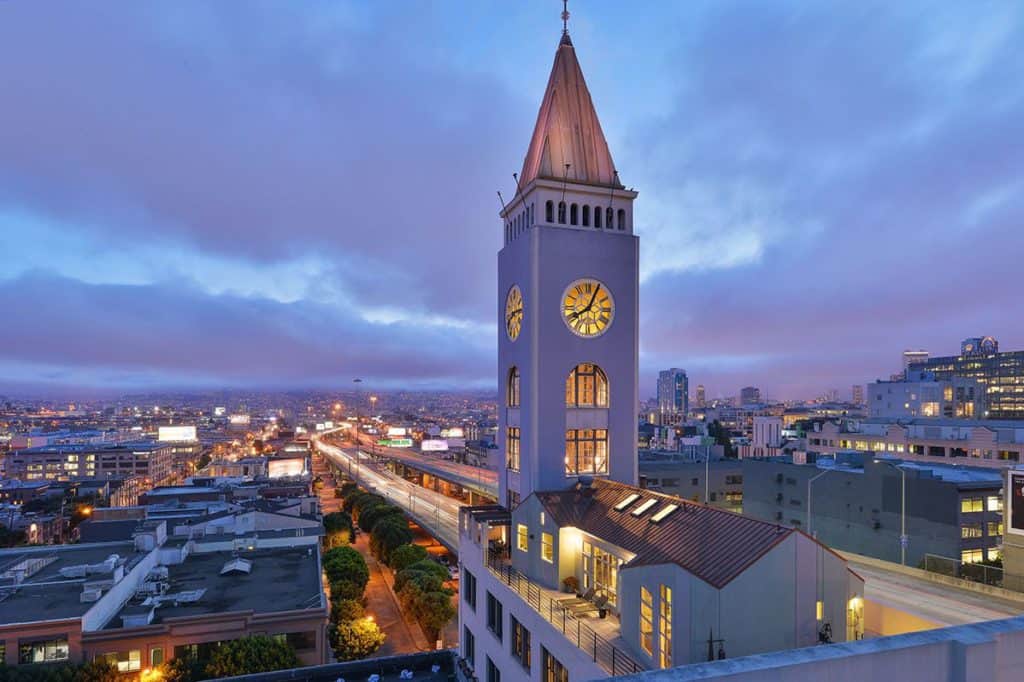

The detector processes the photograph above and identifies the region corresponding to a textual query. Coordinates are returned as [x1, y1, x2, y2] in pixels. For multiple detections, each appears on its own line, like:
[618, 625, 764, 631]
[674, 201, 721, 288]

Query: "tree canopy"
[202, 636, 300, 679]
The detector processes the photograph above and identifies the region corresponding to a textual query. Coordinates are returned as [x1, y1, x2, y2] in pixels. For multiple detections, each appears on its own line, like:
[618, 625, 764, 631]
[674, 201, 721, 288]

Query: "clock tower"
[498, 25, 638, 507]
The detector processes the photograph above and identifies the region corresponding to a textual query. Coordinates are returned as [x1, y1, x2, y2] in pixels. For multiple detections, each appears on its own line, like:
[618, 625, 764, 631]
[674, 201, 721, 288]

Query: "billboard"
[421, 439, 449, 452]
[214, 407, 226, 417]
[442, 428, 464, 439]
[229, 414, 250, 425]
[268, 456, 307, 478]
[387, 427, 407, 437]
[447, 438, 466, 449]
[378, 438, 413, 448]
[1009, 471, 1024, 536]
[158, 426, 197, 442]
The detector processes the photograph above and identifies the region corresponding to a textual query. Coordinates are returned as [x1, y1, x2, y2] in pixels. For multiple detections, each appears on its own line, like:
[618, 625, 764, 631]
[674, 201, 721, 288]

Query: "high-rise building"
[459, 14, 862, 679]
[739, 386, 761, 405]
[852, 384, 864, 405]
[657, 368, 688, 420]
[695, 384, 706, 409]
[902, 349, 929, 376]
[912, 337, 1024, 419]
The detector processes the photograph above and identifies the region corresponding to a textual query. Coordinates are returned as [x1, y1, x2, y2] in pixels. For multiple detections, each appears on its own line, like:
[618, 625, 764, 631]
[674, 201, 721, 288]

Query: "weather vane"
[561, 0, 570, 34]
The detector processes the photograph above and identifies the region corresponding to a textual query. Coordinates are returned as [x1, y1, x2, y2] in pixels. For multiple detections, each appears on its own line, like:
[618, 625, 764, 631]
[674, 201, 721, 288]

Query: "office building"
[867, 371, 986, 419]
[902, 349, 929, 376]
[460, 17, 863, 682]
[657, 369, 688, 421]
[852, 384, 864, 406]
[638, 453, 743, 512]
[742, 456, 1004, 567]
[739, 387, 761, 405]
[806, 417, 1024, 468]
[695, 384, 706, 409]
[6, 441, 174, 486]
[910, 337, 1024, 419]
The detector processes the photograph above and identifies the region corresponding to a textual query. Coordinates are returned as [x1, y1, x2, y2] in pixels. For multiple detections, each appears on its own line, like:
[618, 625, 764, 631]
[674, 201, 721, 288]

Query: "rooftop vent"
[650, 504, 679, 523]
[631, 499, 657, 517]
[220, 557, 253, 576]
[614, 494, 641, 511]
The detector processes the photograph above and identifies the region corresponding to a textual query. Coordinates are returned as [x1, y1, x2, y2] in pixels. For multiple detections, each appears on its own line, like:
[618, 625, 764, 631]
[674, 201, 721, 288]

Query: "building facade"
[695, 385, 706, 409]
[657, 369, 688, 421]
[911, 337, 1024, 419]
[6, 442, 174, 486]
[868, 371, 986, 420]
[739, 387, 761, 406]
[742, 456, 1004, 567]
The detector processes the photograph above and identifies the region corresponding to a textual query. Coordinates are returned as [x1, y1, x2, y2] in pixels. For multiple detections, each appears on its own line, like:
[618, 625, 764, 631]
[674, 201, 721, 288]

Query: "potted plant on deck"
[562, 575, 579, 595]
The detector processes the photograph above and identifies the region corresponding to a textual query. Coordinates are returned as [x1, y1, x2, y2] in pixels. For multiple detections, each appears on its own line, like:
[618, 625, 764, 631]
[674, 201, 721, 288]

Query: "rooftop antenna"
[512, 172, 525, 199]
[497, 190, 507, 212]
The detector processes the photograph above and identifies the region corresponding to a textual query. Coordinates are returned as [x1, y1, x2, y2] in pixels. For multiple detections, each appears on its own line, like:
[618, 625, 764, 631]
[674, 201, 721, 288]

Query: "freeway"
[843, 554, 1024, 629]
[313, 435, 462, 551]
[353, 432, 498, 499]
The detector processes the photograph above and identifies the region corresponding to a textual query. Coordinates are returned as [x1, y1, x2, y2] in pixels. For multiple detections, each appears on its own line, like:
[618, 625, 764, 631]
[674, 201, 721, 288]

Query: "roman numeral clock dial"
[562, 278, 614, 337]
[505, 285, 524, 341]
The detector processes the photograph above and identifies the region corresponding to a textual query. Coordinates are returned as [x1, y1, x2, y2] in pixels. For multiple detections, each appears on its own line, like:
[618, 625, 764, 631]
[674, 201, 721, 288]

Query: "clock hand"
[584, 284, 601, 312]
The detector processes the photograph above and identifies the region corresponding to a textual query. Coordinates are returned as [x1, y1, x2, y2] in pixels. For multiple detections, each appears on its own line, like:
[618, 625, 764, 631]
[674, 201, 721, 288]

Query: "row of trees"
[323, 510, 355, 549]
[339, 484, 456, 642]
[323, 545, 385, 661]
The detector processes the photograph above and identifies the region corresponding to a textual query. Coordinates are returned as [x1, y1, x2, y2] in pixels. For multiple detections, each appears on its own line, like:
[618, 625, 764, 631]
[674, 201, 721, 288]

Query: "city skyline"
[2, 2, 1023, 399]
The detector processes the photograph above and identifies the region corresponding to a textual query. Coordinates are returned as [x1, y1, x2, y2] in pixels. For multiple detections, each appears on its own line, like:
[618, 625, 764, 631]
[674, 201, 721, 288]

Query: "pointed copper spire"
[518, 28, 621, 189]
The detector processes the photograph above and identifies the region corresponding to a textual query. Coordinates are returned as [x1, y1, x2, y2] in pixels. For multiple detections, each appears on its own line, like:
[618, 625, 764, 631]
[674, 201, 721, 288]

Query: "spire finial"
[561, 0, 569, 35]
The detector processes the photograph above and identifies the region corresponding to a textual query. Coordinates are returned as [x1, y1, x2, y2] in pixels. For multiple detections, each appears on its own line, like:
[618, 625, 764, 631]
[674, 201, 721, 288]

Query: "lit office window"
[565, 429, 608, 475]
[566, 363, 609, 407]
[640, 586, 654, 655]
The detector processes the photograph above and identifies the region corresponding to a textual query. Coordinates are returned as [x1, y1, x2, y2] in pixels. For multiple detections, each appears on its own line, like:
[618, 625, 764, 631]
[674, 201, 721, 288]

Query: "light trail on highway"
[313, 435, 462, 551]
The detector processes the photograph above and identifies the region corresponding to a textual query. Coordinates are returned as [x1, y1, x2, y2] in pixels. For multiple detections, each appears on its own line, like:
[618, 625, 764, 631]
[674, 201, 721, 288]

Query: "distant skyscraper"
[740, 386, 761, 405]
[695, 383, 706, 409]
[852, 384, 864, 405]
[902, 349, 929, 376]
[657, 368, 688, 419]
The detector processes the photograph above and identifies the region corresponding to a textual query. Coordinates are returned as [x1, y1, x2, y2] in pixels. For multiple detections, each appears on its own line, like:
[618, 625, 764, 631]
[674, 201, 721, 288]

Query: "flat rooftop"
[0, 542, 140, 626]
[108, 546, 322, 627]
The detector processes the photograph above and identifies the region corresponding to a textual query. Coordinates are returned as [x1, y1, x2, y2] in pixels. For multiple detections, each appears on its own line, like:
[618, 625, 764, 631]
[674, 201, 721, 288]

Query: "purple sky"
[1, 2, 1022, 400]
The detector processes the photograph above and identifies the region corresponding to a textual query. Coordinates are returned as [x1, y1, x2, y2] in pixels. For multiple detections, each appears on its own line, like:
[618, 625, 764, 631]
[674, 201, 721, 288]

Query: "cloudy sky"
[1, 1, 1022, 400]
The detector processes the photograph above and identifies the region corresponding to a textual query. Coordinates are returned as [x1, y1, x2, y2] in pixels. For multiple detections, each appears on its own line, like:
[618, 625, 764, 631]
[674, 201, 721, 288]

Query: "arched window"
[594, 206, 603, 228]
[582, 205, 590, 227]
[570, 204, 579, 225]
[557, 201, 567, 224]
[545, 201, 554, 223]
[566, 363, 609, 408]
[617, 209, 626, 230]
[606, 208, 614, 229]
[565, 429, 608, 475]
[508, 366, 520, 407]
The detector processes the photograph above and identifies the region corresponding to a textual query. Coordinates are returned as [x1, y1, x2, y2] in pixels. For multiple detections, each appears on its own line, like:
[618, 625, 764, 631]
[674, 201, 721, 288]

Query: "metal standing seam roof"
[535, 480, 795, 589]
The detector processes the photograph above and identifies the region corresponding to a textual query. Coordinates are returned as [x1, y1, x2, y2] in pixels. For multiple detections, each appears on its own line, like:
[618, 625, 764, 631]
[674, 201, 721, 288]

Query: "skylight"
[614, 493, 641, 511]
[650, 504, 679, 523]
[631, 499, 657, 516]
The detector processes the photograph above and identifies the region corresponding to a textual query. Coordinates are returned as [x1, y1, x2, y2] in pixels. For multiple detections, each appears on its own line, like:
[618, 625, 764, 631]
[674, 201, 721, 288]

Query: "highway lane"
[313, 436, 462, 551]
[847, 559, 1024, 628]
[352, 432, 498, 498]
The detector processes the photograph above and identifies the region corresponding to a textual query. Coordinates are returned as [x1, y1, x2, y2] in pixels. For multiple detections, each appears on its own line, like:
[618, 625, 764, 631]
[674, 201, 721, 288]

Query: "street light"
[876, 459, 908, 565]
[806, 468, 835, 537]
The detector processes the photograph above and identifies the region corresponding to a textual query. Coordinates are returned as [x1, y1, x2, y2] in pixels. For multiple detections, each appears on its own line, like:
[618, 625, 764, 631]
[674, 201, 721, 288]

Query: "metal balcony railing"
[486, 552, 644, 677]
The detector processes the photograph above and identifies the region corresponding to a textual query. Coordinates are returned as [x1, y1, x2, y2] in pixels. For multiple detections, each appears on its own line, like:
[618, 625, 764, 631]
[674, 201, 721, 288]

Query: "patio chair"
[557, 586, 595, 607]
[569, 593, 609, 617]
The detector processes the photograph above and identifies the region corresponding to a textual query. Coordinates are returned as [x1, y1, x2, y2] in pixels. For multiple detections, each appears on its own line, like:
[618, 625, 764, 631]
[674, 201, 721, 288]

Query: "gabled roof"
[535, 479, 796, 589]
[518, 33, 621, 189]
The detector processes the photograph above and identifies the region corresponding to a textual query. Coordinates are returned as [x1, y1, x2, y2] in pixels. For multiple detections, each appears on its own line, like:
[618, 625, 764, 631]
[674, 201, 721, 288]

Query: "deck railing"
[486, 552, 644, 677]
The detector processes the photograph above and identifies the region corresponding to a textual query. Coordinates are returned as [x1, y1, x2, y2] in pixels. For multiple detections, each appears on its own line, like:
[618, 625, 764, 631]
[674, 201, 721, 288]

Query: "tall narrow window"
[543, 649, 569, 682]
[594, 205, 603, 228]
[545, 200, 553, 223]
[486, 592, 504, 641]
[565, 429, 608, 475]
[570, 203, 579, 225]
[640, 587, 654, 655]
[511, 615, 531, 670]
[517, 524, 528, 552]
[659, 585, 672, 668]
[557, 201, 567, 224]
[582, 205, 590, 226]
[617, 209, 626, 230]
[541, 532, 554, 563]
[507, 427, 520, 472]
[606, 207, 614, 228]
[566, 363, 609, 407]
[508, 367, 520, 407]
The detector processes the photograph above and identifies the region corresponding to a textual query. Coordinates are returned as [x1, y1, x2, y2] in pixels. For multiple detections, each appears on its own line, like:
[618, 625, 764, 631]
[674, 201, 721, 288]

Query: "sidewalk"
[356, 533, 433, 657]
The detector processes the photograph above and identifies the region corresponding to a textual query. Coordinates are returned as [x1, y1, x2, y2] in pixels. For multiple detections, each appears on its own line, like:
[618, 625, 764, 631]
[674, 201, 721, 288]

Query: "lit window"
[961, 549, 984, 564]
[961, 497, 984, 513]
[517, 524, 528, 552]
[640, 587, 654, 655]
[659, 585, 672, 668]
[816, 600, 824, 621]
[566, 363, 609, 407]
[541, 533, 554, 563]
[987, 496, 1003, 512]
[564, 429, 608, 476]
[508, 367, 520, 407]
[506, 427, 520, 472]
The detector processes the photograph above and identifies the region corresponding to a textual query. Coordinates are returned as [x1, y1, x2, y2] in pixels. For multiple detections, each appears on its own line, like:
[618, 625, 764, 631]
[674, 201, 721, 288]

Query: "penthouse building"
[459, 12, 863, 682]
[6, 441, 175, 486]
[867, 371, 986, 419]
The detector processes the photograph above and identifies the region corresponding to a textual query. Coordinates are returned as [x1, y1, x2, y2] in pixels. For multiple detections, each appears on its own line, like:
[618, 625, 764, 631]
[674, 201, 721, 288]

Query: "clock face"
[505, 285, 524, 341]
[562, 278, 614, 337]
